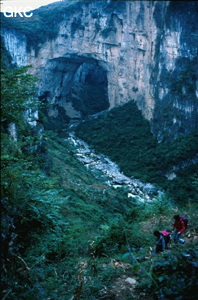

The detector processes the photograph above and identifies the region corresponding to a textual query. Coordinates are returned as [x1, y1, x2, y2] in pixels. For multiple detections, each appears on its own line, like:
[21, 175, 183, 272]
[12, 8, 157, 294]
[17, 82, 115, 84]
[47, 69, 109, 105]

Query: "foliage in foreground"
[1, 66, 38, 125]
[1, 65, 198, 299]
[1, 128, 198, 299]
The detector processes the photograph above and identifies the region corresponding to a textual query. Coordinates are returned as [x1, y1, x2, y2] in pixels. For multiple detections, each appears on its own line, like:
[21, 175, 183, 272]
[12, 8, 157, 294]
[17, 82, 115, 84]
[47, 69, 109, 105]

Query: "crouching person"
[154, 230, 170, 254]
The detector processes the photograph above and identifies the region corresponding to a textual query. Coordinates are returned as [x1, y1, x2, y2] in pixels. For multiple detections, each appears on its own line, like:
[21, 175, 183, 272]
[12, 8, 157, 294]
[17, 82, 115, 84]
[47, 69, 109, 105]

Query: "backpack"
[160, 231, 171, 245]
[161, 230, 170, 237]
[180, 216, 188, 229]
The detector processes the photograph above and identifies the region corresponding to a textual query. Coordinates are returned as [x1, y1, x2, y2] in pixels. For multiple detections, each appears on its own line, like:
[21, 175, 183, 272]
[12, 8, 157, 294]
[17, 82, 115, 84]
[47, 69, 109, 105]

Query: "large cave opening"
[38, 55, 109, 130]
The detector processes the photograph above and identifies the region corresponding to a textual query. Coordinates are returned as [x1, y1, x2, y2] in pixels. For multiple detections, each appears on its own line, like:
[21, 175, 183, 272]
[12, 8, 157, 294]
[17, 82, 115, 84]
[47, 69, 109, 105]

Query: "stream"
[67, 132, 162, 203]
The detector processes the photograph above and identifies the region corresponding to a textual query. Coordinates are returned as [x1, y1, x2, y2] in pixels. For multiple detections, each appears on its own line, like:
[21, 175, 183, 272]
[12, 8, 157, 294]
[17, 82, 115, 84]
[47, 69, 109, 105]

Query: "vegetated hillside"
[1, 64, 198, 299]
[2, 129, 198, 300]
[1, 0, 122, 54]
[75, 100, 198, 203]
[1, 1, 81, 52]
[2, 132, 198, 300]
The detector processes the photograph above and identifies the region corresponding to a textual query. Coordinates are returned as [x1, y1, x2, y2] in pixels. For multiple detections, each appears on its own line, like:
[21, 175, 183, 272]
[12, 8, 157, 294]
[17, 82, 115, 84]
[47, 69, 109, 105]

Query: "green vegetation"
[152, 56, 198, 142]
[171, 57, 197, 96]
[75, 101, 198, 203]
[1, 66, 38, 125]
[1, 0, 127, 54]
[1, 1, 82, 53]
[1, 62, 198, 299]
[1, 1, 197, 298]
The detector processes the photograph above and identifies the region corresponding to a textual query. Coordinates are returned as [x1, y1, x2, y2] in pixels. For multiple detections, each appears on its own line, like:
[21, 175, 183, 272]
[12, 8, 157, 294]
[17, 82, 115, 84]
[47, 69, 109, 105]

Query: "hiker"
[173, 215, 186, 244]
[154, 230, 170, 254]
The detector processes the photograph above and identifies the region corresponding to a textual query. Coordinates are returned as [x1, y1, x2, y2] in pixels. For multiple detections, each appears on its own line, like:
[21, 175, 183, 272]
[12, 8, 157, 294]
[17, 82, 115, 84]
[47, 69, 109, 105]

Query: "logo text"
[3, 7, 33, 18]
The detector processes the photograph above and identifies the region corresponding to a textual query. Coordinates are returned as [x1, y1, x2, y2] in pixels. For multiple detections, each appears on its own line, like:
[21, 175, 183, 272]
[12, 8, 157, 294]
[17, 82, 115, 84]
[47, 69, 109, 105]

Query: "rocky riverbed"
[67, 133, 162, 203]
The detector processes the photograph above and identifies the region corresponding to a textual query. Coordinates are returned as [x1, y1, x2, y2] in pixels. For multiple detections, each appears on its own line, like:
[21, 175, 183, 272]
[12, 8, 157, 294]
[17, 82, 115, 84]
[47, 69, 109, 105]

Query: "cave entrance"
[39, 55, 109, 129]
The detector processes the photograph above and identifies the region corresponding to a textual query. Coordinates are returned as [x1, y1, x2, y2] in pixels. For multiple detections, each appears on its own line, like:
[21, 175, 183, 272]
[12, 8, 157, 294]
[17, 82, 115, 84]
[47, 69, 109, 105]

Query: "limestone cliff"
[1, 0, 198, 140]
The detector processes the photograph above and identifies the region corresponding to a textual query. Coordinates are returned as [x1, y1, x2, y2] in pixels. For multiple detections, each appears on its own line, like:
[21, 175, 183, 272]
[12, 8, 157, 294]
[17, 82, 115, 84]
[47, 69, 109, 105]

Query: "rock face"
[1, 1, 198, 140]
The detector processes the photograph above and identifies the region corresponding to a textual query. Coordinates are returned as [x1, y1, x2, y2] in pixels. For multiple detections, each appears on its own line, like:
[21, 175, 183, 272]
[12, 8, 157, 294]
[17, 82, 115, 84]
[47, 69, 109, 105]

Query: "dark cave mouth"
[69, 59, 109, 118]
[39, 55, 109, 129]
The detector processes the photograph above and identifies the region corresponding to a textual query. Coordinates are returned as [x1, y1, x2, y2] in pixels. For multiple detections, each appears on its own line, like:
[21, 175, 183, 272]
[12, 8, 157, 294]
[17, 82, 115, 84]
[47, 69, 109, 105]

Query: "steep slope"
[1, 62, 197, 300]
[2, 130, 198, 300]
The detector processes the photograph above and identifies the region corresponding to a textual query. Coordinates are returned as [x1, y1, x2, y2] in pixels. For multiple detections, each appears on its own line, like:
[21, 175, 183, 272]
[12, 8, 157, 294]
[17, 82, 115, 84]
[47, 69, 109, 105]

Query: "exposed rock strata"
[1, 1, 198, 140]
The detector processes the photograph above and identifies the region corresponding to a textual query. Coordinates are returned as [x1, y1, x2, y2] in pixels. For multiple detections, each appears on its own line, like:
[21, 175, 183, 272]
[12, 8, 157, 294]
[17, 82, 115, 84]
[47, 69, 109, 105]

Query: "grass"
[2, 129, 198, 299]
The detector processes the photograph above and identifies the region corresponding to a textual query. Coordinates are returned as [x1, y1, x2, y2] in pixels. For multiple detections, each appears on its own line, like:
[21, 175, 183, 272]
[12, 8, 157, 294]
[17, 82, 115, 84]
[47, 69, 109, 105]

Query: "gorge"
[1, 1, 198, 299]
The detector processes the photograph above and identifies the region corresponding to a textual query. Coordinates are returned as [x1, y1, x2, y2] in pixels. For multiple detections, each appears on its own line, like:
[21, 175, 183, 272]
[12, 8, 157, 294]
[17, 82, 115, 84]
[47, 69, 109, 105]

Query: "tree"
[1, 65, 38, 126]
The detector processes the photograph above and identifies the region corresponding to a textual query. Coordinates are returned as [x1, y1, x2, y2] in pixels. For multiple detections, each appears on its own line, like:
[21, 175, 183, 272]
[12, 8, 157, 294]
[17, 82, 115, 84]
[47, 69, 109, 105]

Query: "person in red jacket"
[173, 215, 186, 244]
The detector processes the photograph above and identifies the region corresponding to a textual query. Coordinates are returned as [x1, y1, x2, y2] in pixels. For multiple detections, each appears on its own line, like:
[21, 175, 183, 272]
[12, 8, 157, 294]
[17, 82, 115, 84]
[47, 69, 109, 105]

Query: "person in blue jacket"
[154, 230, 170, 254]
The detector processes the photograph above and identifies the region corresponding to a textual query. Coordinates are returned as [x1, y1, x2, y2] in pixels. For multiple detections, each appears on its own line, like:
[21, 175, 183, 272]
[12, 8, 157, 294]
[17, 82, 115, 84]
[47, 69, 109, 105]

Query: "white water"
[67, 132, 162, 203]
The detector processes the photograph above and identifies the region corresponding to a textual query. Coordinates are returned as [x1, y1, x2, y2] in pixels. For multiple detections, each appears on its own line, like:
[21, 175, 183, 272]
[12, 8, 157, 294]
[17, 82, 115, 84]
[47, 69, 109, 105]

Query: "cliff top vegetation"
[1, 1, 78, 51]
[1, 0, 125, 53]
